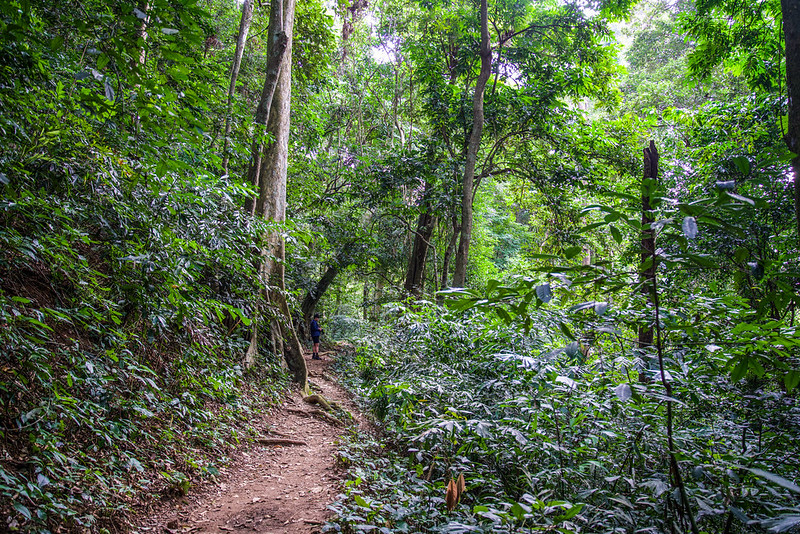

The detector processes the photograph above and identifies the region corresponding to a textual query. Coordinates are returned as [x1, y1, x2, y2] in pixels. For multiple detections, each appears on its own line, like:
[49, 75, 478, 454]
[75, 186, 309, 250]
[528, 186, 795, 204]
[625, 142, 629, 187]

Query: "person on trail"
[310, 313, 323, 360]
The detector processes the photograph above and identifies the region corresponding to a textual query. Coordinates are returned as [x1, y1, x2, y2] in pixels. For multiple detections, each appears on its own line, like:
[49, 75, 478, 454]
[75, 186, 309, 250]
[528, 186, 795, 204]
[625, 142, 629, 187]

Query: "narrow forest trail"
[134, 352, 366, 534]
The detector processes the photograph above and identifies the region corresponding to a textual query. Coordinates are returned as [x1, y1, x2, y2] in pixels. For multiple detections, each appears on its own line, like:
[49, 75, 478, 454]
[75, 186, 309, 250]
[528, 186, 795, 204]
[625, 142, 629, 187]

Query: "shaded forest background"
[1, 0, 799, 532]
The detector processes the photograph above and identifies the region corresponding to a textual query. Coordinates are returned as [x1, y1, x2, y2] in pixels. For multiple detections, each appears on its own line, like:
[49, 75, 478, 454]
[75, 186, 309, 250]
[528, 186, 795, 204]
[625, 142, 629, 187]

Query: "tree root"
[303, 394, 332, 411]
[309, 408, 343, 426]
[257, 438, 308, 446]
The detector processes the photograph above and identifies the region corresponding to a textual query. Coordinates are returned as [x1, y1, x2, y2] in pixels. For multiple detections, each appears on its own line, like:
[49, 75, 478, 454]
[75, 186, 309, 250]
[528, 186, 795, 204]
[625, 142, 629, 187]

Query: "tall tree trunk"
[452, 0, 491, 287]
[299, 264, 339, 339]
[440, 214, 460, 291]
[404, 182, 436, 296]
[782, 0, 800, 245]
[243, 0, 306, 389]
[404, 210, 436, 296]
[639, 141, 658, 380]
[222, 0, 255, 175]
[362, 282, 369, 321]
[131, 0, 149, 132]
[133, 0, 149, 68]
[244, 0, 289, 216]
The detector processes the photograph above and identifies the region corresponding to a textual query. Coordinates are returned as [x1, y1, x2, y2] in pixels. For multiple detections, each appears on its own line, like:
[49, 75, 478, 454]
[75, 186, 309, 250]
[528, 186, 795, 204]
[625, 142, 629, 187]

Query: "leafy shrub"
[328, 302, 800, 533]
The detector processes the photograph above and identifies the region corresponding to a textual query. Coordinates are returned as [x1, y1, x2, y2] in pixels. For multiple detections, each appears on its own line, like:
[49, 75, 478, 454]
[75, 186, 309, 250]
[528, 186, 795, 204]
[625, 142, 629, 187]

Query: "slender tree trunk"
[299, 262, 341, 338]
[373, 276, 384, 320]
[404, 181, 436, 296]
[134, 0, 149, 68]
[639, 141, 658, 381]
[440, 214, 460, 291]
[222, 0, 255, 175]
[404, 211, 436, 296]
[452, 0, 491, 287]
[782, 0, 800, 245]
[362, 282, 369, 321]
[243, 0, 306, 389]
[130, 0, 149, 132]
[244, 0, 289, 216]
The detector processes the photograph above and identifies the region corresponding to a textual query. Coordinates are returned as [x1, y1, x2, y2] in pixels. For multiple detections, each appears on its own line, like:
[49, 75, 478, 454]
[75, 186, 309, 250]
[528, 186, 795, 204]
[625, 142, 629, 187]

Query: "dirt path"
[133, 353, 364, 534]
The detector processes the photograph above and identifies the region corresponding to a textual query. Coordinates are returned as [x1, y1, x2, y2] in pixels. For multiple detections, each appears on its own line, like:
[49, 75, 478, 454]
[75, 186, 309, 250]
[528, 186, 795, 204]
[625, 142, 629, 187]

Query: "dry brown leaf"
[456, 473, 466, 501]
[445, 479, 458, 512]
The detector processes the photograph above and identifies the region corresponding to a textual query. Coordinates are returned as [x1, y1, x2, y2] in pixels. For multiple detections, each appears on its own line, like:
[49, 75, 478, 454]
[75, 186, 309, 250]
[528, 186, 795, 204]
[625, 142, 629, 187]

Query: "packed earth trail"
[134, 353, 365, 534]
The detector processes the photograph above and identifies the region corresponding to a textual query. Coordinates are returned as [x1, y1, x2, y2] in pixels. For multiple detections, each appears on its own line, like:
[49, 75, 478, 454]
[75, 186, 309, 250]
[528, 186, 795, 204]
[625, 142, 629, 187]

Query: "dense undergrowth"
[0, 167, 291, 532]
[328, 304, 800, 533]
[0, 0, 298, 529]
[0, 78, 291, 532]
[0, 167, 291, 531]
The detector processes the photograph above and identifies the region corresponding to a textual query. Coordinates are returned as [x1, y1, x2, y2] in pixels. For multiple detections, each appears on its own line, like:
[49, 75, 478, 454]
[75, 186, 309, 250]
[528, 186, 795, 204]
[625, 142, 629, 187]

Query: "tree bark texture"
[134, 0, 149, 68]
[440, 214, 460, 292]
[222, 0, 255, 175]
[300, 264, 339, 338]
[404, 210, 436, 296]
[244, 0, 306, 388]
[638, 140, 658, 353]
[452, 0, 491, 288]
[782, 0, 800, 245]
[244, 0, 289, 216]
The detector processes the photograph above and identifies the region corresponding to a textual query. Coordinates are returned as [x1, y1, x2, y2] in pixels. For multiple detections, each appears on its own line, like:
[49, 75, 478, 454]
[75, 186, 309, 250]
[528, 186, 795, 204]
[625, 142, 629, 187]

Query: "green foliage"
[329, 303, 800, 533]
[680, 0, 783, 92]
[0, 0, 294, 529]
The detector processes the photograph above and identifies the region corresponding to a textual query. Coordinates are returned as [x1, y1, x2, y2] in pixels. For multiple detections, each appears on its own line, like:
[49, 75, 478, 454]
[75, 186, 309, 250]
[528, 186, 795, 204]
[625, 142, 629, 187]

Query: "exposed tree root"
[257, 438, 308, 446]
[308, 408, 343, 427]
[303, 393, 332, 411]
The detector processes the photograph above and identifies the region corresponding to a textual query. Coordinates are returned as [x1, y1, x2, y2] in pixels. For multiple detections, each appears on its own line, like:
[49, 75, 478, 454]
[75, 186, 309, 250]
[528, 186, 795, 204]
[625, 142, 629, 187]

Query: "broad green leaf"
[745, 468, 800, 494]
[559, 322, 575, 340]
[495, 307, 512, 323]
[13, 503, 31, 520]
[609, 225, 622, 244]
[556, 503, 584, 521]
[565, 342, 581, 358]
[762, 514, 800, 533]
[731, 156, 751, 175]
[614, 383, 632, 401]
[535, 283, 552, 303]
[681, 216, 698, 239]
[725, 191, 755, 205]
[785, 370, 800, 392]
[555, 375, 576, 389]
[734, 247, 749, 262]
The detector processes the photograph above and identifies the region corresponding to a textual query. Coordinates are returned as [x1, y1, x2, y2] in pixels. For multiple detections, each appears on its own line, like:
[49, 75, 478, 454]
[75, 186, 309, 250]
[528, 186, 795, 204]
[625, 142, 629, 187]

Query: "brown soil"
[132, 352, 366, 534]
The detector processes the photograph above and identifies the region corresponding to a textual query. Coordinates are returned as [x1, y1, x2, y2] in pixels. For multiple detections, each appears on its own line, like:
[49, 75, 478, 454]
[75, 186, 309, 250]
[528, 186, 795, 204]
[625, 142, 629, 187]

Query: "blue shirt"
[310, 319, 321, 336]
